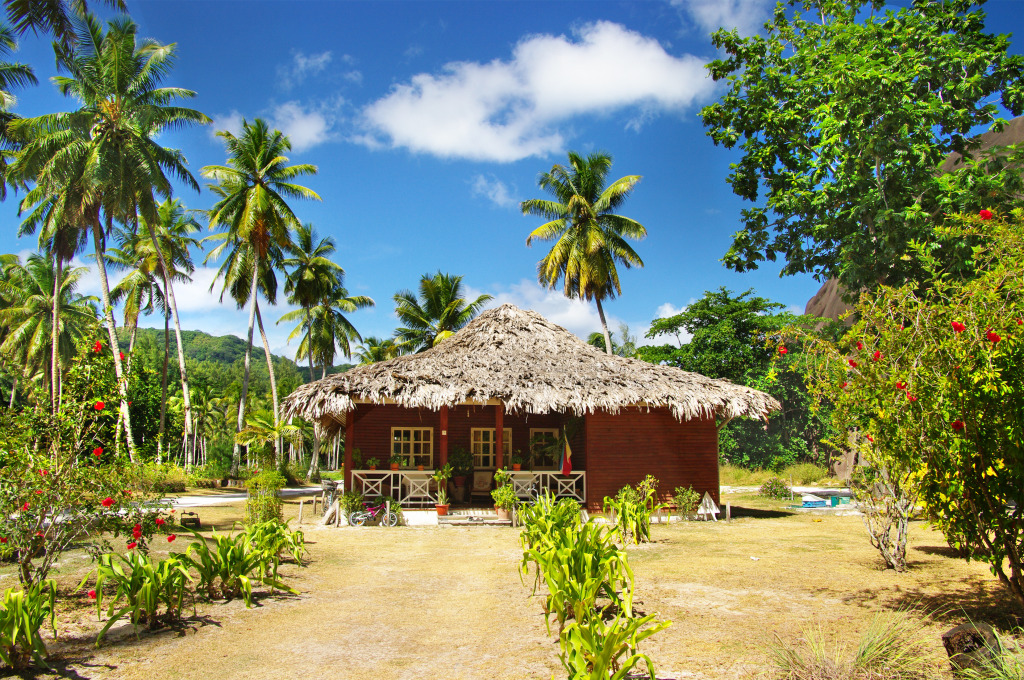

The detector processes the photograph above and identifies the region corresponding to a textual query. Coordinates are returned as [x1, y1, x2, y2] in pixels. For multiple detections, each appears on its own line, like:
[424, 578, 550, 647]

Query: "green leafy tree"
[800, 208, 1024, 596]
[639, 287, 837, 470]
[700, 0, 1024, 292]
[393, 272, 491, 351]
[521, 151, 644, 354]
[11, 14, 209, 460]
[203, 118, 319, 477]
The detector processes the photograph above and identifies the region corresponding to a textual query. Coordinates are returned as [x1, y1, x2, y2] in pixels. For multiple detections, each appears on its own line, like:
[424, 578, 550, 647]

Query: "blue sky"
[6, 0, 1024, 360]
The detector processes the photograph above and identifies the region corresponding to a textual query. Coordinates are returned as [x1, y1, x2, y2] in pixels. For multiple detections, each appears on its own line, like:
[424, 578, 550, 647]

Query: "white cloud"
[277, 50, 333, 91]
[671, 0, 772, 37]
[655, 302, 686, 319]
[470, 174, 518, 208]
[270, 101, 337, 153]
[358, 21, 715, 162]
[209, 110, 244, 139]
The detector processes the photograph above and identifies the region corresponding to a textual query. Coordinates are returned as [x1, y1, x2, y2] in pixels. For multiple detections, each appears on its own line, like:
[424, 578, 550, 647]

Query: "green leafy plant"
[245, 470, 286, 525]
[388, 454, 405, 466]
[448, 446, 473, 477]
[491, 483, 518, 512]
[759, 477, 792, 500]
[242, 519, 307, 577]
[672, 486, 701, 515]
[364, 457, 379, 468]
[603, 477, 666, 544]
[178, 529, 297, 608]
[84, 550, 193, 644]
[0, 581, 56, 670]
[340, 491, 365, 517]
[559, 601, 670, 680]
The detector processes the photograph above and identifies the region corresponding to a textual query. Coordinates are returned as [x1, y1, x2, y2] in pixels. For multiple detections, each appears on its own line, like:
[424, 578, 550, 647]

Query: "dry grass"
[2, 492, 1019, 679]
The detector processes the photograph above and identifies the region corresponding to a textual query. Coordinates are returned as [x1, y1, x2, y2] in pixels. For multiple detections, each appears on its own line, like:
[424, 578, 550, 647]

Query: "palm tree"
[355, 336, 407, 365]
[521, 151, 645, 354]
[586, 322, 637, 358]
[0, 253, 99, 394]
[203, 118, 320, 477]
[0, 22, 35, 197]
[3, 0, 125, 43]
[235, 409, 300, 469]
[393, 272, 492, 351]
[11, 14, 209, 460]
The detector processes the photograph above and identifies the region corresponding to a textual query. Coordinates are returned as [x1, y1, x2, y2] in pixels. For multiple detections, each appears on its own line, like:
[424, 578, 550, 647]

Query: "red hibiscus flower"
[22, 502, 29, 511]
[951, 321, 966, 333]
[94, 401, 105, 410]
[0, 537, 7, 543]
[979, 209, 994, 220]
[856, 341, 863, 350]
[101, 497, 114, 508]
[1018, 319, 1023, 326]
[896, 382, 907, 391]
[35, 489, 43, 495]
[93, 341, 102, 353]
[126, 542, 137, 550]
[778, 346, 788, 355]
[872, 351, 882, 361]
[132, 527, 142, 539]
[167, 534, 176, 543]
[986, 329, 1002, 343]
[848, 359, 858, 368]
[155, 518, 165, 526]
[866, 434, 874, 443]
[39, 469, 47, 476]
[841, 382, 848, 388]
[93, 447, 103, 457]
[118, 352, 124, 361]
[907, 394, 918, 402]
[88, 589, 97, 599]
[951, 420, 965, 431]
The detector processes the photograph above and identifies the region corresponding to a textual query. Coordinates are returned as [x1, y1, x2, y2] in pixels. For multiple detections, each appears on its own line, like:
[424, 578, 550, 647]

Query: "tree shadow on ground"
[727, 505, 797, 519]
[11, 657, 116, 679]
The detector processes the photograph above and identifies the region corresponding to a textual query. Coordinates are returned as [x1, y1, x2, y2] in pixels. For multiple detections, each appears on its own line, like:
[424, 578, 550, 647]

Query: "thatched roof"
[282, 304, 780, 429]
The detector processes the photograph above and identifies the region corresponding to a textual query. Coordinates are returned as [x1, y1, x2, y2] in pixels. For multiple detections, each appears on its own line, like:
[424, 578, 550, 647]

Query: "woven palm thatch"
[282, 304, 780, 429]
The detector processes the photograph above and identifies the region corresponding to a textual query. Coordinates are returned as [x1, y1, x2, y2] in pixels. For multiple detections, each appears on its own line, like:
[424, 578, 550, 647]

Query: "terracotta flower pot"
[368, 465, 377, 471]
[453, 475, 466, 487]
[390, 463, 400, 471]
[511, 464, 521, 471]
[495, 507, 512, 521]
[417, 465, 424, 471]
[436, 504, 450, 516]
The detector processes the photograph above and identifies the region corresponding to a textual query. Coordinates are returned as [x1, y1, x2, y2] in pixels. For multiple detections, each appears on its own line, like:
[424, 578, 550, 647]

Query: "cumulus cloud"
[358, 21, 715, 162]
[277, 50, 333, 91]
[270, 101, 336, 153]
[671, 0, 773, 37]
[470, 174, 518, 208]
[209, 109, 244, 139]
[655, 302, 687, 319]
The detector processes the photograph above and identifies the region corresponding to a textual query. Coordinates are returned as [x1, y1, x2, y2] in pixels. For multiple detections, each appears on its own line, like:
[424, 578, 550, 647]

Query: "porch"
[349, 469, 587, 508]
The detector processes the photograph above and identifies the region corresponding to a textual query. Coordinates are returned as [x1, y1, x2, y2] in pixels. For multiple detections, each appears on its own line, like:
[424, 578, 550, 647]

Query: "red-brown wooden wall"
[584, 407, 719, 512]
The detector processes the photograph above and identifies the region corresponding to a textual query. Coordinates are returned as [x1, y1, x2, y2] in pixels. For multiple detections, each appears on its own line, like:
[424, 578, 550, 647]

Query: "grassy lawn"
[2, 491, 1018, 679]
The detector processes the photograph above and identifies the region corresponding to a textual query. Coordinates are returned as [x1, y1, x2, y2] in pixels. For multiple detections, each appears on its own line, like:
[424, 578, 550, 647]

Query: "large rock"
[942, 622, 999, 675]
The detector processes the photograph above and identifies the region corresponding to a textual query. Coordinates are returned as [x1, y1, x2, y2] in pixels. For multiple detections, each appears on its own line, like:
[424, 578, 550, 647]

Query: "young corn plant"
[0, 581, 56, 670]
[559, 606, 671, 680]
[84, 551, 193, 645]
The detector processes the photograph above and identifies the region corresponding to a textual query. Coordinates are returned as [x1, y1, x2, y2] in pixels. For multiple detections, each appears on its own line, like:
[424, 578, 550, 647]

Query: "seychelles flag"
[560, 439, 573, 475]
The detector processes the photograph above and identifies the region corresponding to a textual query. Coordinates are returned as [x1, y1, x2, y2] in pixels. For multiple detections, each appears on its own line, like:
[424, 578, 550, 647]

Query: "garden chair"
[470, 471, 493, 504]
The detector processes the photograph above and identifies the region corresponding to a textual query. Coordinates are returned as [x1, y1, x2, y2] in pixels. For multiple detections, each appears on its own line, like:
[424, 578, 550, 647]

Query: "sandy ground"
[7, 493, 1018, 680]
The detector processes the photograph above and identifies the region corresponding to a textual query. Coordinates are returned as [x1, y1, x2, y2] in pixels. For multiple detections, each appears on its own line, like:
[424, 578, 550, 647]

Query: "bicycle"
[348, 500, 399, 527]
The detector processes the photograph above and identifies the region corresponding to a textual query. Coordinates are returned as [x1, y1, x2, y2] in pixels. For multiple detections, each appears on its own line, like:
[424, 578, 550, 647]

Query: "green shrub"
[340, 491, 365, 517]
[241, 520, 307, 582]
[245, 470, 286, 525]
[178, 529, 296, 608]
[759, 477, 792, 499]
[85, 550, 193, 644]
[603, 476, 666, 544]
[491, 483, 518, 511]
[719, 463, 775, 486]
[0, 581, 56, 670]
[672, 486, 701, 514]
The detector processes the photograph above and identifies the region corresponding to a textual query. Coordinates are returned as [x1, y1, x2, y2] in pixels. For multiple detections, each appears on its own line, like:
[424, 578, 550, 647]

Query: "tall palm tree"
[11, 14, 209, 459]
[0, 22, 35, 197]
[521, 151, 645, 354]
[355, 336, 407, 365]
[3, 0, 125, 43]
[0, 253, 99, 392]
[203, 118, 319, 477]
[393, 272, 492, 352]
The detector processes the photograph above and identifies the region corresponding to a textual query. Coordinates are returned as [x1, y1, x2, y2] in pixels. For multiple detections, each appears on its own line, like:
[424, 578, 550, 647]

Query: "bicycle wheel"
[348, 511, 367, 526]
[382, 511, 399, 527]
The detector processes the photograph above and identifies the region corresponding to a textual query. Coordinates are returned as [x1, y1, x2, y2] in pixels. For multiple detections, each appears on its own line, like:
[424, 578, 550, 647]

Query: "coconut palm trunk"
[158, 309, 169, 462]
[151, 224, 194, 464]
[233, 265, 260, 478]
[254, 303, 281, 466]
[304, 308, 321, 482]
[594, 298, 613, 355]
[92, 216, 138, 461]
[8, 374, 17, 408]
[50, 255, 60, 414]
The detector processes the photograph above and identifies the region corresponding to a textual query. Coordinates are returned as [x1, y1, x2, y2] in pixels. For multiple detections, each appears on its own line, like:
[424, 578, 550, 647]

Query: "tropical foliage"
[393, 271, 492, 351]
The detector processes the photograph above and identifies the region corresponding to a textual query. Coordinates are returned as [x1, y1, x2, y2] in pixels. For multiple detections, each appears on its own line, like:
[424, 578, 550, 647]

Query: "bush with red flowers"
[798, 209, 1024, 606]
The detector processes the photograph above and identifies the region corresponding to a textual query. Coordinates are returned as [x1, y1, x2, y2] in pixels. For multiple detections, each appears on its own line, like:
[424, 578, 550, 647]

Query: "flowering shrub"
[799, 210, 1024, 602]
[758, 477, 791, 499]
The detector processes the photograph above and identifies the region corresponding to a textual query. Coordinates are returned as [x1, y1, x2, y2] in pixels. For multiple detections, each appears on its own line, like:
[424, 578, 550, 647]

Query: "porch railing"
[348, 469, 587, 507]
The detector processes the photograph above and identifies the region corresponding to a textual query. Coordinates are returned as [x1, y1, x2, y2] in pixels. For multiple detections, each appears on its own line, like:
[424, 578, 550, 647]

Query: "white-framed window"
[529, 428, 560, 469]
[471, 428, 512, 469]
[391, 427, 433, 468]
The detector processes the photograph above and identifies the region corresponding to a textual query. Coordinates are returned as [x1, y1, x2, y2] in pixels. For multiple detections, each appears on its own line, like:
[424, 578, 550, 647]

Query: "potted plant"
[389, 454, 404, 471]
[435, 488, 450, 516]
[365, 457, 379, 471]
[449, 447, 473, 488]
[491, 482, 518, 521]
[350, 447, 362, 470]
[510, 452, 524, 471]
[432, 463, 453, 514]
